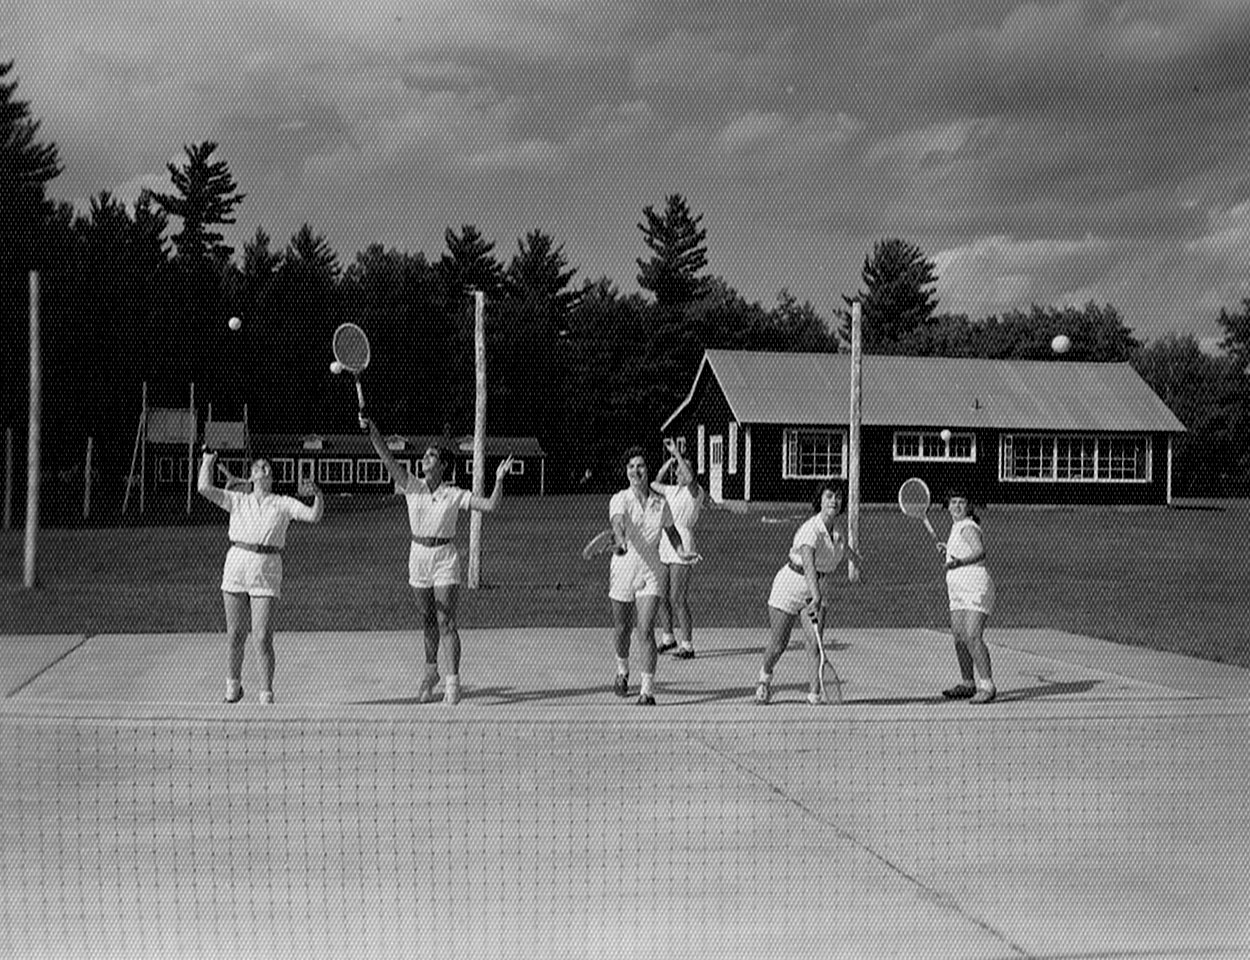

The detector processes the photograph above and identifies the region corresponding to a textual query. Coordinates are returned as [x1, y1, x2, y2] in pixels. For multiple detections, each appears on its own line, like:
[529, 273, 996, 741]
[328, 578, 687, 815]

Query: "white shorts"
[767, 565, 823, 616]
[947, 566, 995, 616]
[408, 542, 461, 589]
[221, 546, 283, 599]
[609, 551, 665, 603]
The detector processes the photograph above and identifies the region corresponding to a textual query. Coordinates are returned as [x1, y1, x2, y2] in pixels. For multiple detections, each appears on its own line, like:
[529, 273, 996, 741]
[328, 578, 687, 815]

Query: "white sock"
[640, 673, 655, 696]
[616, 657, 629, 676]
[259, 690, 273, 704]
[226, 679, 241, 698]
[660, 632, 675, 644]
[446, 673, 460, 687]
[977, 677, 995, 691]
[759, 669, 772, 685]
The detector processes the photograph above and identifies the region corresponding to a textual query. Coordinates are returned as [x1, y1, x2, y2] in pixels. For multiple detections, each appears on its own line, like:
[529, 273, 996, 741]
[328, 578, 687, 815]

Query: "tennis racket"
[582, 529, 620, 559]
[802, 603, 842, 704]
[332, 322, 371, 428]
[898, 476, 941, 545]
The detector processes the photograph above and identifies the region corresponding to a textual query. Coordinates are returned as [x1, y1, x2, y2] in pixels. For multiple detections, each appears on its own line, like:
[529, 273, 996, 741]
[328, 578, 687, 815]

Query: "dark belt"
[787, 560, 825, 576]
[412, 536, 453, 547]
[231, 541, 282, 555]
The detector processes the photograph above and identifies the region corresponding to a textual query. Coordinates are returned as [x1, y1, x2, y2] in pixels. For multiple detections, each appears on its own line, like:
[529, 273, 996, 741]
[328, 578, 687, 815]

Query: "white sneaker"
[754, 682, 771, 705]
[259, 691, 274, 704]
[444, 681, 461, 705]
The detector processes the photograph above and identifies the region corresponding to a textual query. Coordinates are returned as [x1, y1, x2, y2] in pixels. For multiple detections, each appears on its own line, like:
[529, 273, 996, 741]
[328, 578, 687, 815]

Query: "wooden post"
[24, 271, 41, 588]
[3, 426, 11, 531]
[83, 436, 93, 519]
[186, 382, 195, 514]
[847, 301, 862, 583]
[124, 382, 146, 514]
[467, 291, 486, 588]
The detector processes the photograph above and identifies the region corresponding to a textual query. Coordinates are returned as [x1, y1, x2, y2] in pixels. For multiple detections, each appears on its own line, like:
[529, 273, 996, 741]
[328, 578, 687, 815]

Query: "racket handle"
[923, 516, 939, 541]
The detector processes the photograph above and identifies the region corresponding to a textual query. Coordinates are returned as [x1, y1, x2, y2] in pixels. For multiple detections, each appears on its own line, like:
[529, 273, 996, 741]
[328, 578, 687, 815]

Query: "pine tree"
[636, 194, 710, 307]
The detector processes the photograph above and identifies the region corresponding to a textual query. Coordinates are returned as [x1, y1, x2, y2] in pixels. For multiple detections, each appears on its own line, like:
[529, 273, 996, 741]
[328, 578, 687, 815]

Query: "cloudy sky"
[7, 0, 1250, 346]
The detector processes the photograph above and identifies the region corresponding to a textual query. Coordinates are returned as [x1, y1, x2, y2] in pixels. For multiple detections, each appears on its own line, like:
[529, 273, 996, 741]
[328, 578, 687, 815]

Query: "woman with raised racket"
[198, 451, 324, 704]
[938, 486, 997, 703]
[365, 419, 513, 705]
[753, 479, 863, 705]
[650, 437, 705, 659]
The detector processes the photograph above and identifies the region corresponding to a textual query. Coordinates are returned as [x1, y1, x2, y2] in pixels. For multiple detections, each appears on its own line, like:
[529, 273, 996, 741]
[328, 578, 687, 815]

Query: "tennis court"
[2, 626, 1248, 959]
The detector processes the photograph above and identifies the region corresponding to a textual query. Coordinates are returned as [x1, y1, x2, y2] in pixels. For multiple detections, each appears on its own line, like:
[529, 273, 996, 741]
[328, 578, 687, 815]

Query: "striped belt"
[412, 536, 453, 547]
[231, 541, 282, 555]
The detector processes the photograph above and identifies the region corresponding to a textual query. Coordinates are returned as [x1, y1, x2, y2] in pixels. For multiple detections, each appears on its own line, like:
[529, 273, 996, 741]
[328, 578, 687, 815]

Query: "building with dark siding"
[661, 350, 1186, 506]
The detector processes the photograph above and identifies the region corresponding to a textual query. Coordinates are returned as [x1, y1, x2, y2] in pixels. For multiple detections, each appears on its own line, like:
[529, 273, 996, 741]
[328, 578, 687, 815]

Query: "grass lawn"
[2, 493, 1248, 669]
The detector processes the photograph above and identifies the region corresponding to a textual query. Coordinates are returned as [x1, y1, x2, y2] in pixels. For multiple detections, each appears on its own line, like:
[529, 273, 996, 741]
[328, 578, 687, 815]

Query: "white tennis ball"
[939, 428, 952, 442]
[329, 360, 344, 375]
[1051, 334, 1071, 354]
[228, 316, 242, 331]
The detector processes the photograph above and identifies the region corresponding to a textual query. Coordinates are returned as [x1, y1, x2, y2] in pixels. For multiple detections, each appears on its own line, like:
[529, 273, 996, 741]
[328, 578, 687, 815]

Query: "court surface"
[2, 627, 1248, 959]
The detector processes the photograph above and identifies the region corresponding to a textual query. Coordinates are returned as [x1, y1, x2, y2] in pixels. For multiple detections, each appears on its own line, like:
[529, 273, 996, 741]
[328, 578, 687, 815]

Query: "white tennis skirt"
[946, 565, 995, 615]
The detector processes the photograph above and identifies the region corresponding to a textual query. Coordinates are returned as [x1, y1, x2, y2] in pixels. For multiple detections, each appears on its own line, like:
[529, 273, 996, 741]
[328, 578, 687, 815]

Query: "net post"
[24, 270, 41, 588]
[847, 300, 862, 583]
[467, 290, 486, 588]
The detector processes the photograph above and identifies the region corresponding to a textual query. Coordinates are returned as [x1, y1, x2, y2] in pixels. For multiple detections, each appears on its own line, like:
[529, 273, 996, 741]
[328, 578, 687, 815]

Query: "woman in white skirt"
[940, 487, 996, 704]
[754, 480, 863, 705]
[651, 437, 704, 659]
[198, 451, 324, 704]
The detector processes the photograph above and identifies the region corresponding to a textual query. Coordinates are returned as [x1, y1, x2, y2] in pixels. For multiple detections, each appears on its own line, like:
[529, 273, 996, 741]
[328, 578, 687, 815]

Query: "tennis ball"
[939, 428, 952, 442]
[228, 316, 242, 331]
[330, 360, 344, 374]
[1051, 334, 1071, 354]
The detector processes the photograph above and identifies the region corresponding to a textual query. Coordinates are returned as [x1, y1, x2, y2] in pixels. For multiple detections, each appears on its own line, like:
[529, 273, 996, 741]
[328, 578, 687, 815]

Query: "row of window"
[777, 429, 1152, 483]
[155, 457, 527, 485]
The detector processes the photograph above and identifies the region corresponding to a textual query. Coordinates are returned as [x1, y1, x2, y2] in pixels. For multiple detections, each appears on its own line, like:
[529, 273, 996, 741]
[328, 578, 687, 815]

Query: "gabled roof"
[663, 350, 1186, 433]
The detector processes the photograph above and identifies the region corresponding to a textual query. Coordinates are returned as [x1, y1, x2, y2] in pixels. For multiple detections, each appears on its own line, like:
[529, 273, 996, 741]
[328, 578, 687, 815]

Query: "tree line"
[3, 61, 1249, 523]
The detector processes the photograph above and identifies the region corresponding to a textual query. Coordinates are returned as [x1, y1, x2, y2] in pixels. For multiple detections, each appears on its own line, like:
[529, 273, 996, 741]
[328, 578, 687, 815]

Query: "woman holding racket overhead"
[365, 418, 514, 705]
[939, 487, 997, 704]
[198, 451, 324, 704]
[754, 479, 864, 706]
[608, 445, 698, 705]
[650, 437, 704, 659]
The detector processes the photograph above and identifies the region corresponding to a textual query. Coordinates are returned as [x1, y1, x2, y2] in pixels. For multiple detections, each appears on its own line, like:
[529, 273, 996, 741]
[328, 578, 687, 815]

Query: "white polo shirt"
[220, 490, 317, 547]
[609, 488, 673, 566]
[397, 475, 472, 538]
[787, 514, 844, 574]
[653, 482, 702, 563]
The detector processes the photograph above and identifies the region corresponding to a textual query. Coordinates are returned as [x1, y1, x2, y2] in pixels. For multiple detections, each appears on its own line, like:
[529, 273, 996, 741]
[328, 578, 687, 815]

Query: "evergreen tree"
[839, 239, 939, 350]
[150, 141, 245, 264]
[636, 194, 709, 307]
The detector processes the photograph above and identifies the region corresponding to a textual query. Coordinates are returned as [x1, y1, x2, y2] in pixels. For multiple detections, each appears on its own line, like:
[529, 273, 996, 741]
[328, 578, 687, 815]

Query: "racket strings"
[333, 326, 371, 370]
[898, 479, 931, 516]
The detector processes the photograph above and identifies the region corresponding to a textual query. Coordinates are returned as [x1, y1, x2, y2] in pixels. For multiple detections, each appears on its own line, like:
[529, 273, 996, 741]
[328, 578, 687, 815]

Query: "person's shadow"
[997, 673, 1103, 701]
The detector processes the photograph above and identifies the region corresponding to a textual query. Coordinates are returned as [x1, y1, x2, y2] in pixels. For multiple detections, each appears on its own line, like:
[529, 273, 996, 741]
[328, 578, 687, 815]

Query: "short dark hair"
[945, 487, 981, 522]
[425, 446, 455, 469]
[811, 479, 846, 515]
[622, 445, 648, 470]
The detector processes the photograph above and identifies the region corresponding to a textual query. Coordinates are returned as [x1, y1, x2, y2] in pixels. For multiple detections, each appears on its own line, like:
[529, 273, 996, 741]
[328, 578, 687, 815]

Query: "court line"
[688, 728, 1036, 960]
[4, 634, 92, 699]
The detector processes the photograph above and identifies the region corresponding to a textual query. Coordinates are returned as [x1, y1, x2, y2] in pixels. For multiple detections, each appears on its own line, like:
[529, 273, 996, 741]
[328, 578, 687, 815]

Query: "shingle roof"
[664, 350, 1186, 432]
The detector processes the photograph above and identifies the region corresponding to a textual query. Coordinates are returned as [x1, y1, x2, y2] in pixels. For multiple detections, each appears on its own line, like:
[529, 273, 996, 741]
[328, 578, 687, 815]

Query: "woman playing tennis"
[607, 445, 698, 705]
[939, 487, 997, 703]
[198, 452, 324, 704]
[366, 419, 513, 705]
[754, 479, 863, 705]
[650, 437, 704, 659]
